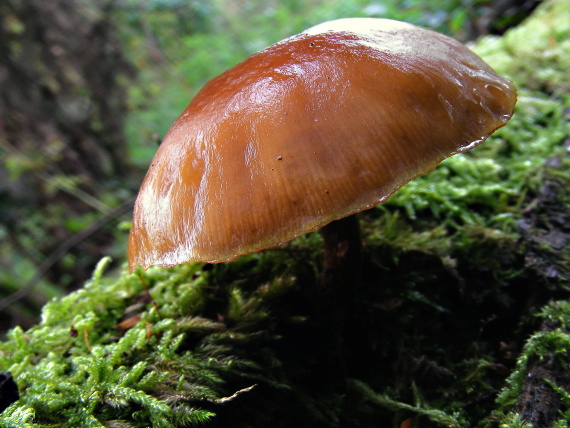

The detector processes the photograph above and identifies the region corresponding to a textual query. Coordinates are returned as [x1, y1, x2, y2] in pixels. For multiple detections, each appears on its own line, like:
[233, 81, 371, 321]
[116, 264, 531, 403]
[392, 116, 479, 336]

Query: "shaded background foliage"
[0, 0, 138, 332]
[0, 0, 540, 334]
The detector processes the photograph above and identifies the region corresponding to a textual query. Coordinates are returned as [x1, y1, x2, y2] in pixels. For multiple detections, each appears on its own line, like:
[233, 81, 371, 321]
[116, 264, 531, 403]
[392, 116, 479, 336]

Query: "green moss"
[0, 258, 220, 427]
[492, 302, 570, 427]
[1, 0, 570, 426]
[350, 379, 469, 428]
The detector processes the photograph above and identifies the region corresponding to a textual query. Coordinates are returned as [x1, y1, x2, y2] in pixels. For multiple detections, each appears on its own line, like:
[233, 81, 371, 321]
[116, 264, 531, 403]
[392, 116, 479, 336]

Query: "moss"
[1, 0, 570, 426]
[0, 258, 220, 427]
[493, 302, 570, 427]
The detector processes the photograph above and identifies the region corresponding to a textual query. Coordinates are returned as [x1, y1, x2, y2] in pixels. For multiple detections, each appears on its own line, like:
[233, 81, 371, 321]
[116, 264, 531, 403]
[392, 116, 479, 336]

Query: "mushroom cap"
[128, 18, 517, 271]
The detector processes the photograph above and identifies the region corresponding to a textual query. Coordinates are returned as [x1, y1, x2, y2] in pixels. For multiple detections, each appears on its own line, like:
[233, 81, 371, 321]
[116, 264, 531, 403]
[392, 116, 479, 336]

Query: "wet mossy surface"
[1, 1, 570, 426]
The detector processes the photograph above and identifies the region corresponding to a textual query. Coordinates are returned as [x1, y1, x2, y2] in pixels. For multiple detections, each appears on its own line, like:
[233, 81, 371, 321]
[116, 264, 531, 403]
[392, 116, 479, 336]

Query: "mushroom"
[128, 18, 517, 282]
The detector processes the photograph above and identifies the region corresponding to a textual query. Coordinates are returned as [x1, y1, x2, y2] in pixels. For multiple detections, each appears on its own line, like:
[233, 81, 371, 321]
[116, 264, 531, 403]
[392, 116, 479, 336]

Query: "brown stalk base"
[320, 215, 363, 294]
[315, 215, 363, 390]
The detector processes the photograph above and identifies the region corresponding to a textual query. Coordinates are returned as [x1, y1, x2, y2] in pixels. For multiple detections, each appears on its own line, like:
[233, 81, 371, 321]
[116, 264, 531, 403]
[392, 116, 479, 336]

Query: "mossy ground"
[1, 1, 569, 426]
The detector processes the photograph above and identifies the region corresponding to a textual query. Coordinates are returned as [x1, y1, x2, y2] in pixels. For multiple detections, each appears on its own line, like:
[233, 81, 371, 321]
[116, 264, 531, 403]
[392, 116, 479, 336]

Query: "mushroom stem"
[316, 214, 363, 388]
[320, 214, 363, 293]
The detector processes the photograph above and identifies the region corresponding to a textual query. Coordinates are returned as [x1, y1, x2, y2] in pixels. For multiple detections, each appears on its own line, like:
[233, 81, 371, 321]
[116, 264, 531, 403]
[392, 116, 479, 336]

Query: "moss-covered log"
[1, 0, 569, 426]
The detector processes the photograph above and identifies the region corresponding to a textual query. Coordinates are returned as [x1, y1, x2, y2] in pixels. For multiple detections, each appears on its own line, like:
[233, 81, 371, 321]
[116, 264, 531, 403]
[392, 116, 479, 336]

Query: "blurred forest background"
[0, 0, 540, 335]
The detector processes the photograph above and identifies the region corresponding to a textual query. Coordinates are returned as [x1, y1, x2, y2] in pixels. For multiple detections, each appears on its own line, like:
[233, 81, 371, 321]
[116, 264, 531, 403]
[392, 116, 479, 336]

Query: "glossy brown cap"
[128, 18, 517, 271]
